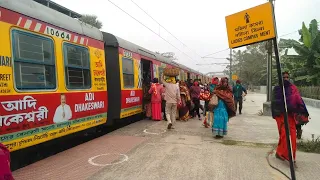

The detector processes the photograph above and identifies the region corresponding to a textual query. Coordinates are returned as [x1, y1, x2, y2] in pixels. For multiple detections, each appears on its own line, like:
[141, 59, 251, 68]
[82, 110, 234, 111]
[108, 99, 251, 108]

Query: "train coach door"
[141, 60, 153, 118]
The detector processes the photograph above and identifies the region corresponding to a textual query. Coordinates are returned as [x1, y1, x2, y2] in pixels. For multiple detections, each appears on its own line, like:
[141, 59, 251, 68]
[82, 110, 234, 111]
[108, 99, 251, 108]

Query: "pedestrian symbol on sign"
[244, 13, 250, 23]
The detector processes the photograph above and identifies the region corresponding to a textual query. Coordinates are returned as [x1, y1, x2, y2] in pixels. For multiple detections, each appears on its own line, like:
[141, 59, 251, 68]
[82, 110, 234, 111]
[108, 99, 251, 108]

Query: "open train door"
[141, 59, 153, 117]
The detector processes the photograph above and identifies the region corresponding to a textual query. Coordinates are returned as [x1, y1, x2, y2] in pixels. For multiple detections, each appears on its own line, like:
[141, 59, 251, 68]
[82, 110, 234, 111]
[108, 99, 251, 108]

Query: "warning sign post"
[225, 2, 275, 49]
[225, 2, 296, 180]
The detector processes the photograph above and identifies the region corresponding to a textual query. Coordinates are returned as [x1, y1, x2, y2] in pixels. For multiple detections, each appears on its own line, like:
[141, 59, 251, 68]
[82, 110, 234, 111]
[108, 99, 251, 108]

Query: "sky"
[52, 0, 320, 74]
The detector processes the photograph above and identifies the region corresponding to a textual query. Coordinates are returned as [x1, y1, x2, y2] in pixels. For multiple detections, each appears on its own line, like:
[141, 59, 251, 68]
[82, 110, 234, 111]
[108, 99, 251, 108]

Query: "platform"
[12, 93, 320, 180]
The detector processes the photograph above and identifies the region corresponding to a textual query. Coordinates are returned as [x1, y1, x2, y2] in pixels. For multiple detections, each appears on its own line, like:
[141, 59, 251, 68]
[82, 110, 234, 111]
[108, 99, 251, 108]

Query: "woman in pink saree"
[149, 78, 164, 121]
[0, 143, 14, 180]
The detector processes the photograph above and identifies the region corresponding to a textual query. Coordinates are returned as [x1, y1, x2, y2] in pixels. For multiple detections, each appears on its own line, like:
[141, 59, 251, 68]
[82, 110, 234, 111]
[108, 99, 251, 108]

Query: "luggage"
[163, 67, 179, 77]
[208, 94, 218, 111]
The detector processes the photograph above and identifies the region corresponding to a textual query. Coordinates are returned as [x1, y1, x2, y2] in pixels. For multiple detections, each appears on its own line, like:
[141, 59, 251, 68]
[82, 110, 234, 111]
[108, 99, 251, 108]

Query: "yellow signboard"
[232, 75, 238, 80]
[225, 2, 276, 49]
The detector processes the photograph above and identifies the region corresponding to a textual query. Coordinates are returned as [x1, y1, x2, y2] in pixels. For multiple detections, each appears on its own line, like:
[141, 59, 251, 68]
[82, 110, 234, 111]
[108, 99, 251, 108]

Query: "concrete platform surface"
[248, 93, 320, 139]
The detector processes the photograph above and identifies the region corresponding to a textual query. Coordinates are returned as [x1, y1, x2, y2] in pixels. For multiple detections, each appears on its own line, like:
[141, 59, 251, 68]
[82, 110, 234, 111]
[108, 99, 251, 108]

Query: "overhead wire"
[202, 48, 230, 58]
[108, 0, 300, 75]
[130, 0, 203, 59]
[107, 0, 198, 64]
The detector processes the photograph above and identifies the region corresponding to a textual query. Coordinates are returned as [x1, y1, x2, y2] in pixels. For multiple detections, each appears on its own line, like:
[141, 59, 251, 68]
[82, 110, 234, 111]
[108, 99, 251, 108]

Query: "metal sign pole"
[270, 0, 296, 179]
[273, 38, 296, 180]
[224, 4, 296, 178]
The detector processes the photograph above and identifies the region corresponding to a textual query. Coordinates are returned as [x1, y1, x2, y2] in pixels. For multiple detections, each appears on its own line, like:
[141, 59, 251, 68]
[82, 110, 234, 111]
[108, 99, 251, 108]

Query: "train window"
[63, 43, 91, 89]
[11, 30, 56, 90]
[122, 57, 134, 88]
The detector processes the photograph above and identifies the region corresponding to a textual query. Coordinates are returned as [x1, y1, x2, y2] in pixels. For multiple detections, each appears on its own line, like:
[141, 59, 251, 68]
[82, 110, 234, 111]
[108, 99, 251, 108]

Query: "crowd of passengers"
[143, 76, 246, 139]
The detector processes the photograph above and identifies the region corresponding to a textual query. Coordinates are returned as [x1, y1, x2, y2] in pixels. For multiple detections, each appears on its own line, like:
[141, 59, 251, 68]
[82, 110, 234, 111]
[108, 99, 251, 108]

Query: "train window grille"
[122, 57, 134, 88]
[11, 30, 56, 90]
[63, 43, 91, 89]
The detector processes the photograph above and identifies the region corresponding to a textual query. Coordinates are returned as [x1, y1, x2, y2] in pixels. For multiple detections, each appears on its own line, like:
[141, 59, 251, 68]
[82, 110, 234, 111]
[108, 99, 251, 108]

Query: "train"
[0, 0, 211, 161]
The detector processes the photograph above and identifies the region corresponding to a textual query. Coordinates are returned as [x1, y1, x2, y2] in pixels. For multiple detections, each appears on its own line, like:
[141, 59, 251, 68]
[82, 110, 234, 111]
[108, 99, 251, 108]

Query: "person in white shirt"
[53, 93, 72, 123]
[161, 75, 181, 129]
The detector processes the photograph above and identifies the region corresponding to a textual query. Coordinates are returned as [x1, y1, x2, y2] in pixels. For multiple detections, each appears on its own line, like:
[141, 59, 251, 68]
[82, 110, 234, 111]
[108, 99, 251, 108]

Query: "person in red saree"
[0, 143, 14, 180]
[178, 81, 191, 121]
[271, 72, 309, 164]
[149, 78, 164, 121]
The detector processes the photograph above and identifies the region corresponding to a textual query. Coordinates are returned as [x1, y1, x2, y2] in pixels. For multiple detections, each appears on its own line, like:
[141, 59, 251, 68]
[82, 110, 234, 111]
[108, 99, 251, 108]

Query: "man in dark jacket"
[233, 80, 247, 114]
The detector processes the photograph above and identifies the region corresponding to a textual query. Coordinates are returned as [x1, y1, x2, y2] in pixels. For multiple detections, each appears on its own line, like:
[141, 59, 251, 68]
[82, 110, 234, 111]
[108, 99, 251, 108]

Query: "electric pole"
[266, 40, 273, 101]
[229, 48, 232, 81]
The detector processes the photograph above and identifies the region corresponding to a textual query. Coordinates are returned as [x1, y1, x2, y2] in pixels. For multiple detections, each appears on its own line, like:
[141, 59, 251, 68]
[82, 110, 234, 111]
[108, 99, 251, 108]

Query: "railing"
[298, 86, 320, 100]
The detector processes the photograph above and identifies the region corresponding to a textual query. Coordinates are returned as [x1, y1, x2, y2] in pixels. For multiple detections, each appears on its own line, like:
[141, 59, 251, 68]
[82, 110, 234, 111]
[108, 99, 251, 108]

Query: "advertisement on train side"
[0, 92, 108, 151]
[119, 48, 143, 118]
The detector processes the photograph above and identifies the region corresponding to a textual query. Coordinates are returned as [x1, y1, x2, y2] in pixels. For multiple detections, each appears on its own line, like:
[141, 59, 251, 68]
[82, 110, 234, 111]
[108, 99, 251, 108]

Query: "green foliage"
[279, 19, 320, 86]
[298, 137, 320, 154]
[79, 14, 103, 29]
[224, 42, 279, 86]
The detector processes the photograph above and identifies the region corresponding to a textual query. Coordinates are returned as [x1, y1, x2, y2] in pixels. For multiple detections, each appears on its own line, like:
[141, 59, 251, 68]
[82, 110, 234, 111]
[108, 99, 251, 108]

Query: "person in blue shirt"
[232, 80, 247, 114]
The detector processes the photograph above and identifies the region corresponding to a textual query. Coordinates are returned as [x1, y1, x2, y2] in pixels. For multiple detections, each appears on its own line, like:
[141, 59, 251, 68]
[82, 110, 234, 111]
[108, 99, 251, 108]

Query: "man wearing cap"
[233, 79, 247, 114]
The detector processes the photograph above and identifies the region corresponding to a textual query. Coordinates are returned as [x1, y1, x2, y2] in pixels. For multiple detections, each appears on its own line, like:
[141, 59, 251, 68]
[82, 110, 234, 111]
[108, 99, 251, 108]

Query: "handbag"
[177, 99, 183, 109]
[294, 113, 309, 125]
[208, 94, 218, 111]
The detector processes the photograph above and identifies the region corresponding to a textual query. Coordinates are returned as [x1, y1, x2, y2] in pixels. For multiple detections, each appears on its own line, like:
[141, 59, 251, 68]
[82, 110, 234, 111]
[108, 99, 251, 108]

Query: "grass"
[221, 139, 274, 148]
[297, 137, 320, 154]
[221, 137, 320, 153]
[221, 138, 320, 153]
[221, 140, 238, 145]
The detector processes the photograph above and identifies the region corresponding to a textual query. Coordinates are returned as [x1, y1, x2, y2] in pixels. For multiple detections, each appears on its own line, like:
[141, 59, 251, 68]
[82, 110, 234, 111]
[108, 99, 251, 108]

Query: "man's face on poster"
[61, 95, 66, 105]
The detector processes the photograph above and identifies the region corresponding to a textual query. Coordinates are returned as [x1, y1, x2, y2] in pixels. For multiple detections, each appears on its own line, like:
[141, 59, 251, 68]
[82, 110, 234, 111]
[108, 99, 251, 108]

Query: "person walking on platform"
[200, 85, 211, 115]
[233, 80, 247, 114]
[178, 81, 191, 121]
[271, 71, 309, 164]
[149, 78, 164, 121]
[203, 77, 219, 128]
[189, 81, 202, 120]
[161, 85, 167, 121]
[0, 143, 14, 180]
[280, 73, 305, 139]
[212, 77, 236, 138]
[161, 75, 181, 129]
[209, 77, 219, 94]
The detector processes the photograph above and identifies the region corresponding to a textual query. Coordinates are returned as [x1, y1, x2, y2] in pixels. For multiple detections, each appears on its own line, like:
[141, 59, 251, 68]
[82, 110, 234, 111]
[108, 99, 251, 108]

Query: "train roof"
[0, 0, 103, 41]
[102, 32, 203, 75]
[32, 0, 82, 18]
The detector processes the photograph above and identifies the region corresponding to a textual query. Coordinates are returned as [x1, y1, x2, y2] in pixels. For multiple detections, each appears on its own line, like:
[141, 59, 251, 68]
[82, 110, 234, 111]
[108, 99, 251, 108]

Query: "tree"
[79, 14, 103, 29]
[279, 19, 320, 86]
[223, 42, 269, 87]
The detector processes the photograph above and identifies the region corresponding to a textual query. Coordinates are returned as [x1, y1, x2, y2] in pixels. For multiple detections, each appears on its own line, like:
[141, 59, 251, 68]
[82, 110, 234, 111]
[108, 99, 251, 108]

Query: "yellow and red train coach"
[103, 33, 204, 120]
[104, 33, 172, 120]
[0, 0, 207, 153]
[0, 0, 108, 152]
